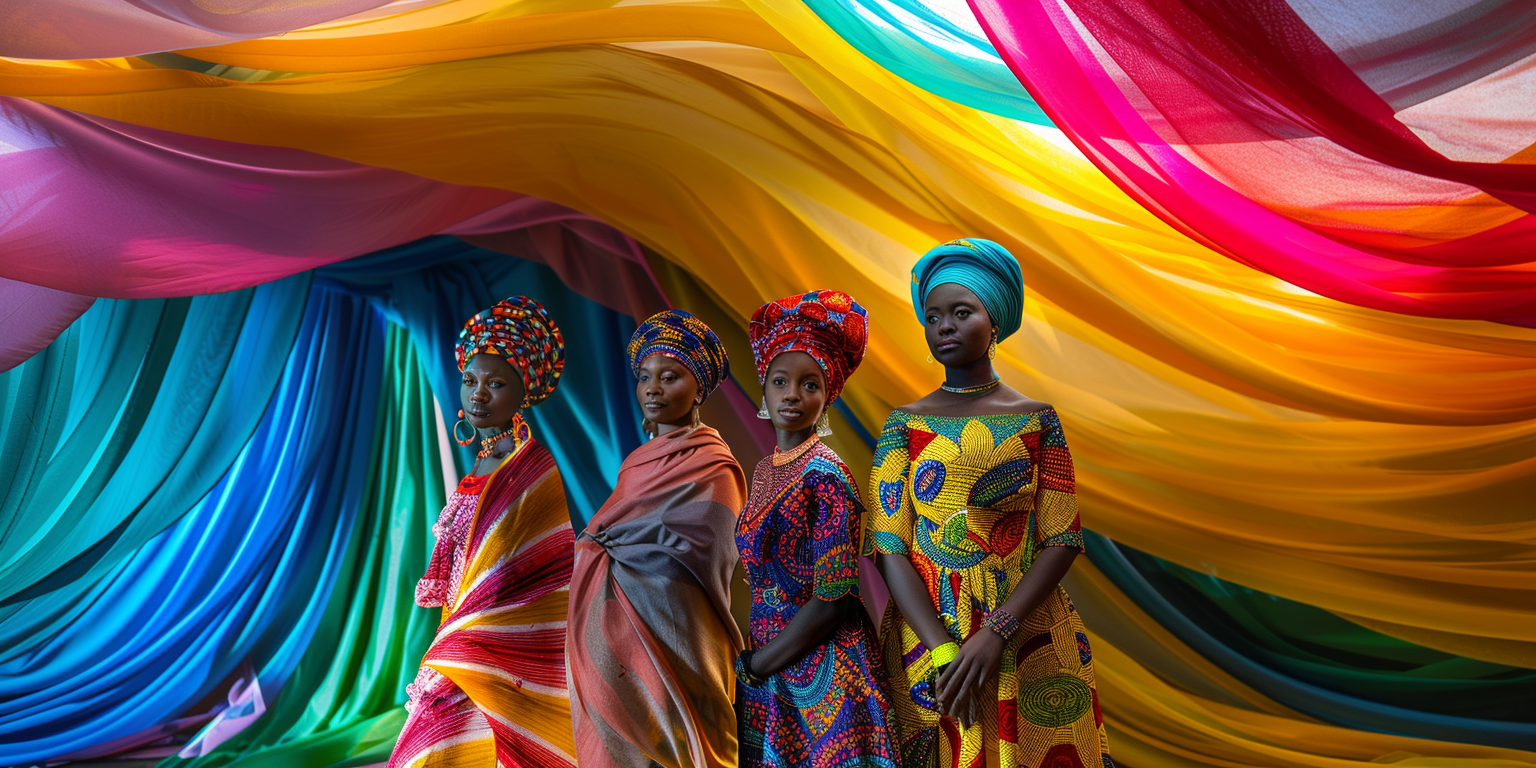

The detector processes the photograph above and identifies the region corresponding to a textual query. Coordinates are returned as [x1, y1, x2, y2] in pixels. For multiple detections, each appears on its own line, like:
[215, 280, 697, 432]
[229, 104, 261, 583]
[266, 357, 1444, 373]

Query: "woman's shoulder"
[897, 388, 1054, 420]
[803, 442, 862, 497]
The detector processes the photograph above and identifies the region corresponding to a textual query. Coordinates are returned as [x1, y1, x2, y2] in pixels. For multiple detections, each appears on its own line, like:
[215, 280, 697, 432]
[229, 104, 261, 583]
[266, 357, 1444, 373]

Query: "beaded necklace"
[940, 378, 1001, 395]
[478, 412, 530, 459]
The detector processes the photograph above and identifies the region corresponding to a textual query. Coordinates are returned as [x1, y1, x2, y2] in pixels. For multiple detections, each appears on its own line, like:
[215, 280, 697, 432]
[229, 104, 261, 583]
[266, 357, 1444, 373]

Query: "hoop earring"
[816, 409, 833, 437]
[757, 396, 771, 420]
[454, 410, 476, 446]
[925, 352, 935, 365]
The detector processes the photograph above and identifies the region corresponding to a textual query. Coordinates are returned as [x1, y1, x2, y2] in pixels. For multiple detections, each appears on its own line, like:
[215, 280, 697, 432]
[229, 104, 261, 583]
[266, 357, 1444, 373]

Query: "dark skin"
[874, 282, 1078, 727]
[636, 354, 703, 436]
[745, 351, 857, 677]
[461, 354, 529, 476]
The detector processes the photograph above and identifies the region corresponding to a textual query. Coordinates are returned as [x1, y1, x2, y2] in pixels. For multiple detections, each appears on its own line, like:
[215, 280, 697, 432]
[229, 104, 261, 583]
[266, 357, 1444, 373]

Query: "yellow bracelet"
[929, 641, 960, 668]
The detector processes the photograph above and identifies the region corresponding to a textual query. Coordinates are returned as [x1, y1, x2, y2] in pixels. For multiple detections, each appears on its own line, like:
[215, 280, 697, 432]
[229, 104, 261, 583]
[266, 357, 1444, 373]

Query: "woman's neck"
[775, 426, 817, 453]
[943, 355, 996, 389]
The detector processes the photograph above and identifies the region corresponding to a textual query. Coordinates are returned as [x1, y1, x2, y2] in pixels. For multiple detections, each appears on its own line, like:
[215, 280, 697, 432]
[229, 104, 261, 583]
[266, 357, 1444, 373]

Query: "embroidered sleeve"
[1033, 409, 1084, 552]
[810, 469, 863, 602]
[864, 411, 914, 556]
[415, 503, 459, 607]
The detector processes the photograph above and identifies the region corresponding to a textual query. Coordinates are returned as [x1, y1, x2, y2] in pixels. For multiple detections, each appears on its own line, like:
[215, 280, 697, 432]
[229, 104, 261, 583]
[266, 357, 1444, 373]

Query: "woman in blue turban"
[863, 239, 1113, 768]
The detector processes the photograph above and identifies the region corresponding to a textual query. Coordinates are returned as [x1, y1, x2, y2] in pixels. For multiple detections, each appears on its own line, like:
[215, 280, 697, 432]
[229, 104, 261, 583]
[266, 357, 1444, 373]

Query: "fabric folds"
[569, 426, 747, 768]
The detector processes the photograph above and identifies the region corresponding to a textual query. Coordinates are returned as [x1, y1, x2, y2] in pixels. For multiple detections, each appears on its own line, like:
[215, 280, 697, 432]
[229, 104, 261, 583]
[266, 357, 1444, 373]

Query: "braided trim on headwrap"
[626, 309, 731, 397]
[455, 296, 565, 407]
[911, 238, 1024, 341]
[747, 290, 868, 404]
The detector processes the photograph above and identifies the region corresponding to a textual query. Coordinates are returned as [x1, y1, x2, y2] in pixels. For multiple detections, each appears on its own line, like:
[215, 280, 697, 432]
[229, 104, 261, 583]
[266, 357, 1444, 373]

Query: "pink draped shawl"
[567, 426, 747, 768]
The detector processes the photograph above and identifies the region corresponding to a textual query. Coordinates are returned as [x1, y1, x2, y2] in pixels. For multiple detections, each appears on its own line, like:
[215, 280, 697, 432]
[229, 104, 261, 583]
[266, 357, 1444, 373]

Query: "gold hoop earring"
[925, 352, 935, 365]
[454, 410, 476, 446]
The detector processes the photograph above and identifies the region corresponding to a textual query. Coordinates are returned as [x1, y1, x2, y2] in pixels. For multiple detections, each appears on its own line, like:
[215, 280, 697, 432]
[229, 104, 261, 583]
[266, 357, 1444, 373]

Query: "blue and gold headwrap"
[626, 309, 730, 397]
[911, 238, 1025, 341]
[455, 296, 565, 406]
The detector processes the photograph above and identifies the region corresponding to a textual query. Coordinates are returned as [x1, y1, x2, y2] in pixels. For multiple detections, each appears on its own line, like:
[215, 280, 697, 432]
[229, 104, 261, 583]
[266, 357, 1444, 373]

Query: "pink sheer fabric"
[0, 0, 402, 59]
[0, 97, 664, 370]
[0, 280, 93, 371]
[969, 0, 1536, 325]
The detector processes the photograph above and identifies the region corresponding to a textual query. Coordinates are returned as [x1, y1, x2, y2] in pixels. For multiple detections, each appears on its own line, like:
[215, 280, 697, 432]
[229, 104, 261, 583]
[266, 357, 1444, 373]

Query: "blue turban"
[910, 238, 1024, 341]
[626, 309, 730, 396]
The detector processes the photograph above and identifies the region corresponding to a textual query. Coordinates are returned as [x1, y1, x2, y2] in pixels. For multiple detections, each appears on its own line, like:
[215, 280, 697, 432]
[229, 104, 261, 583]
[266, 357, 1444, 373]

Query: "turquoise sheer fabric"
[801, 0, 1052, 124]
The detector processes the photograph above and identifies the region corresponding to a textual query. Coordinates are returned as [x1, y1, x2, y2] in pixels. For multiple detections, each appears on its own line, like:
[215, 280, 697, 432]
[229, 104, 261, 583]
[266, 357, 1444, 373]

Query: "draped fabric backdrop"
[0, 1, 1531, 767]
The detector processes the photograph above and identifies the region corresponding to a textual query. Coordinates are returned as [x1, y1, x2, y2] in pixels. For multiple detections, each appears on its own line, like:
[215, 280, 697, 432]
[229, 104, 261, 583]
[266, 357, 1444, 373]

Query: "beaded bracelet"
[929, 641, 960, 668]
[736, 649, 769, 688]
[982, 608, 1021, 641]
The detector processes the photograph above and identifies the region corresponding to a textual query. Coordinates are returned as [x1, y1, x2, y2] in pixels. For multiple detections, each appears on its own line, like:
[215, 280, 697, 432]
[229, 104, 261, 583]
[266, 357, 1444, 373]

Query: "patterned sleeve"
[1034, 409, 1085, 551]
[863, 411, 914, 556]
[809, 466, 863, 602]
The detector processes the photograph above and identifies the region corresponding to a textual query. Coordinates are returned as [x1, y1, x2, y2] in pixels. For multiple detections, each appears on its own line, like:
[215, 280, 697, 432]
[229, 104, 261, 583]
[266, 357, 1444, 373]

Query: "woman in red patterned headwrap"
[389, 296, 578, 768]
[733, 290, 896, 768]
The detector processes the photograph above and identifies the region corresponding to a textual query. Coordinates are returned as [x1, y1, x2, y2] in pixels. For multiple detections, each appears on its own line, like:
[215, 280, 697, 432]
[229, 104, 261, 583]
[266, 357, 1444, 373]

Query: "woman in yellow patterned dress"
[863, 240, 1111, 768]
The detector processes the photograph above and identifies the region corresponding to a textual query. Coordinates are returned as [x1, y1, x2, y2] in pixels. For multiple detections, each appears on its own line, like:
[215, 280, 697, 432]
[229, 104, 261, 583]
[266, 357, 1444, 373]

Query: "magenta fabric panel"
[0, 280, 94, 372]
[0, 0, 403, 59]
[968, 0, 1536, 325]
[0, 96, 522, 298]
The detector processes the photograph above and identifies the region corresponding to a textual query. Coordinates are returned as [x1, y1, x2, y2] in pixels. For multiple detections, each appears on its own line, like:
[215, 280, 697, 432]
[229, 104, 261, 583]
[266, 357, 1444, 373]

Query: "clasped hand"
[933, 630, 1003, 728]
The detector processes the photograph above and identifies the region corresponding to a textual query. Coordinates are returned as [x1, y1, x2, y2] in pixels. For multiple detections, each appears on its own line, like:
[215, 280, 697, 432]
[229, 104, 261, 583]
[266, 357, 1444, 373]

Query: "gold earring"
[925, 352, 935, 365]
[454, 410, 476, 446]
[988, 340, 997, 360]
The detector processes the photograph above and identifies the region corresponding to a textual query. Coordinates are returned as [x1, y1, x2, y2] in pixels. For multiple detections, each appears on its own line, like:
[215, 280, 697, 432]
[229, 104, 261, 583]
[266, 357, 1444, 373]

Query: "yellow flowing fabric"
[4, 3, 1533, 765]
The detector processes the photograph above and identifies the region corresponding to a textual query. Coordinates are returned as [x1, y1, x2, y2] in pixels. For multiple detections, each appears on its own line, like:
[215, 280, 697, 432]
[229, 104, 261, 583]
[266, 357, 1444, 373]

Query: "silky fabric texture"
[0, 287, 382, 764]
[390, 437, 577, 768]
[569, 426, 747, 768]
[968, 0, 1536, 324]
[0, 2, 1533, 767]
[0, 0, 400, 58]
[0, 277, 311, 607]
[0, 279, 94, 372]
[0, 96, 524, 302]
[11, 8, 1535, 665]
[910, 238, 1026, 341]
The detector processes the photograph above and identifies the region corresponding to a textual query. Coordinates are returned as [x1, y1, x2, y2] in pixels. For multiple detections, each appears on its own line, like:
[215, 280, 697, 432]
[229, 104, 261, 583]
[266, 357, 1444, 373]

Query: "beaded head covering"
[455, 296, 565, 407]
[911, 237, 1025, 341]
[748, 290, 868, 404]
[626, 309, 731, 397]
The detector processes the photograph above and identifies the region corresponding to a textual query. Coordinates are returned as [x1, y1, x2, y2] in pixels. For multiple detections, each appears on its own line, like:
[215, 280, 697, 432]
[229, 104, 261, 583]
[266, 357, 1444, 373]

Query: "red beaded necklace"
[477, 413, 529, 460]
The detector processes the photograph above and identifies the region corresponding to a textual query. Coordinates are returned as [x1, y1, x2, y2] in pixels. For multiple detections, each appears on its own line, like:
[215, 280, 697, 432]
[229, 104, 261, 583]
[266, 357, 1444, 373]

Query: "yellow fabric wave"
[2, 7, 1533, 764]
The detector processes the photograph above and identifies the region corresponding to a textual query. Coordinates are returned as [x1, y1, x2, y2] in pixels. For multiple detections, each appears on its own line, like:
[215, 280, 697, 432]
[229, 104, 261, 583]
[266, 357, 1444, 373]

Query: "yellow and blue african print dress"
[735, 437, 897, 768]
[863, 409, 1110, 768]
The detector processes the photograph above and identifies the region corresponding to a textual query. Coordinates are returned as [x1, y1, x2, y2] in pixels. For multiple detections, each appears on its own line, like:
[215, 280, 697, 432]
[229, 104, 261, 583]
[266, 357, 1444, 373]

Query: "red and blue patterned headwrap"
[455, 296, 565, 407]
[626, 309, 731, 397]
[748, 290, 868, 404]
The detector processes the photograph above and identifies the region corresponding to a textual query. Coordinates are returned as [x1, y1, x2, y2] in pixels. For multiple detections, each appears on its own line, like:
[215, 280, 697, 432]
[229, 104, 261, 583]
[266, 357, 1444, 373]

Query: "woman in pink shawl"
[568, 310, 748, 768]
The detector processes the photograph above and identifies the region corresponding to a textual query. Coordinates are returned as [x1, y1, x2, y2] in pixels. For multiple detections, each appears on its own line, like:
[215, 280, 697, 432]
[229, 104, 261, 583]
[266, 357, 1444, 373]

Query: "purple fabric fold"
[0, 279, 93, 371]
[0, 0, 400, 59]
